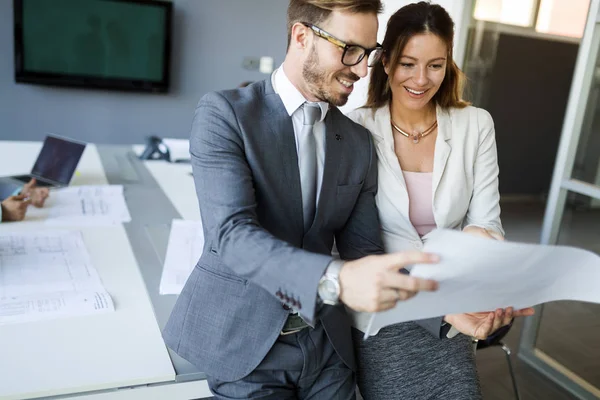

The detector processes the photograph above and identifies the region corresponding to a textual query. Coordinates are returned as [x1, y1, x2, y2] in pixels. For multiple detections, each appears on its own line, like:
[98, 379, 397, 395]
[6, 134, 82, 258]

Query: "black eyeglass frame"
[301, 22, 383, 67]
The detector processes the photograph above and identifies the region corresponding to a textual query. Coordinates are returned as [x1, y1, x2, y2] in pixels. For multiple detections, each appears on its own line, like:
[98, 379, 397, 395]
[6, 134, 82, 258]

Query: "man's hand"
[445, 307, 535, 340]
[21, 178, 49, 208]
[1, 194, 32, 222]
[339, 252, 439, 313]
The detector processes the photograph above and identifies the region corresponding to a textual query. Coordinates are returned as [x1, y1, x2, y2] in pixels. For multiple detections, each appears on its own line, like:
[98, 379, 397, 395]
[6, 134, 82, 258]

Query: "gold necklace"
[391, 119, 437, 144]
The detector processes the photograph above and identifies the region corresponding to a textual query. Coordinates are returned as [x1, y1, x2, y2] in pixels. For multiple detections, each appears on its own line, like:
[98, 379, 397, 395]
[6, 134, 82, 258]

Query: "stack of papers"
[159, 220, 204, 295]
[46, 185, 131, 225]
[0, 230, 114, 325]
[361, 229, 600, 337]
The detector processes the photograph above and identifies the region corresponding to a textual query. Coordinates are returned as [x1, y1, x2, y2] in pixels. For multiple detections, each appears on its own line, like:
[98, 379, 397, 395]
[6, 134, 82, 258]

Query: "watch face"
[319, 277, 339, 303]
[323, 280, 337, 297]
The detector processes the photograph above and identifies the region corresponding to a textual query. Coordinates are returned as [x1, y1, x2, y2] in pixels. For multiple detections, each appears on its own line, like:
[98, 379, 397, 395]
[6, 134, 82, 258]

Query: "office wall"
[0, 0, 288, 144]
[0, 0, 467, 144]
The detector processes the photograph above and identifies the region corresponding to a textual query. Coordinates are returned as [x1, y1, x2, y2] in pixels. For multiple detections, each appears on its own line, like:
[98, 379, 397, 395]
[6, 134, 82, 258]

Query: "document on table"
[159, 219, 204, 295]
[0, 230, 114, 325]
[46, 185, 131, 225]
[360, 229, 600, 337]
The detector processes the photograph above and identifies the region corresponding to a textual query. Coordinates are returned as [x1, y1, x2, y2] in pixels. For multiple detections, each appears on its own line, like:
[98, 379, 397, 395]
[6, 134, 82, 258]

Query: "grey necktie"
[299, 103, 320, 231]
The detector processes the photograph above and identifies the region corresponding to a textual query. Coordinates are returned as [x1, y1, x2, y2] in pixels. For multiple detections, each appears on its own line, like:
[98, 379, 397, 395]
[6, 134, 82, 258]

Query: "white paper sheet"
[0, 230, 114, 325]
[45, 185, 131, 225]
[159, 219, 204, 295]
[362, 229, 600, 337]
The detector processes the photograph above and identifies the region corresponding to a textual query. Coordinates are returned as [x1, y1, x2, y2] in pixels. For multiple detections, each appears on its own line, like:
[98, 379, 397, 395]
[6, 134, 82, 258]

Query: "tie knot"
[302, 103, 321, 126]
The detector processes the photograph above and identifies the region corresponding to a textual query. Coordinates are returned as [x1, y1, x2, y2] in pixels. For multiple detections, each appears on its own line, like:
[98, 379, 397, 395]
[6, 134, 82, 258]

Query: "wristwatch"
[318, 260, 344, 306]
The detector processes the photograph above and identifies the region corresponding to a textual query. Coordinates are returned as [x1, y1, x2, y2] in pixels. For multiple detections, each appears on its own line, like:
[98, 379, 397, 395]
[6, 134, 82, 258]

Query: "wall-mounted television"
[13, 0, 172, 93]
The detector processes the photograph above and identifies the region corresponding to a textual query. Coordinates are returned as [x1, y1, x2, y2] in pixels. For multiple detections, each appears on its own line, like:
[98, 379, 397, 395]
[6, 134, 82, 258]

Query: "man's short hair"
[287, 0, 383, 48]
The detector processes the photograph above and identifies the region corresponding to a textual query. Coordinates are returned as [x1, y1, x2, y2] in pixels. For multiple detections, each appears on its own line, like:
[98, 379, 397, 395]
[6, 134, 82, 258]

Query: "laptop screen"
[30, 136, 86, 185]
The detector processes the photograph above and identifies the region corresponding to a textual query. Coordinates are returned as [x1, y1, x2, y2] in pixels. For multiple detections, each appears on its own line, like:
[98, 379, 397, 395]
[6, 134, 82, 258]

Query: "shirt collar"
[273, 64, 329, 122]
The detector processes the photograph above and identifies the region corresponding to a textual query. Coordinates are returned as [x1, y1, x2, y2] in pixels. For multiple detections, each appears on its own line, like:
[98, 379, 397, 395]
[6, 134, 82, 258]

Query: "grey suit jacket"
[163, 78, 386, 381]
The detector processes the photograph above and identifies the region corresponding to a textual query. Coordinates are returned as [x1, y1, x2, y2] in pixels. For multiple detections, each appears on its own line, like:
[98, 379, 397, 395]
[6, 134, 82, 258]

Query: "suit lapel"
[372, 106, 411, 219]
[432, 105, 451, 208]
[263, 84, 304, 234]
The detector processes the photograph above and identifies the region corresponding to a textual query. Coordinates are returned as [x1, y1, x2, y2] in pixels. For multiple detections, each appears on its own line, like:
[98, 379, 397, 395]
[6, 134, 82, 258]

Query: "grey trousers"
[352, 323, 483, 400]
[207, 323, 356, 400]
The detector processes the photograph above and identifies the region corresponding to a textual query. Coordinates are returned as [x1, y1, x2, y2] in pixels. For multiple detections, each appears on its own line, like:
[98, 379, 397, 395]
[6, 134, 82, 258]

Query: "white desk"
[142, 161, 199, 221]
[131, 144, 199, 220]
[0, 142, 211, 399]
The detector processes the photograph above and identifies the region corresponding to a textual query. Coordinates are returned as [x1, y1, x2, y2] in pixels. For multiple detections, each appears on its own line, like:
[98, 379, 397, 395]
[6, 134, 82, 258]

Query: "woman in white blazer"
[347, 3, 534, 399]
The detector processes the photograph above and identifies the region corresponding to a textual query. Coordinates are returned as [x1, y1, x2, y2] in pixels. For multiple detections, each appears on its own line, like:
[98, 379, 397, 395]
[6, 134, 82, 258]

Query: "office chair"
[475, 321, 520, 400]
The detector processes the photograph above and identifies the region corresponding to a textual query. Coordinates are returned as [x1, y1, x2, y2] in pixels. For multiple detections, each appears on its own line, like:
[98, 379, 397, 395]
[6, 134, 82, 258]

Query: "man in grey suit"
[163, 0, 439, 398]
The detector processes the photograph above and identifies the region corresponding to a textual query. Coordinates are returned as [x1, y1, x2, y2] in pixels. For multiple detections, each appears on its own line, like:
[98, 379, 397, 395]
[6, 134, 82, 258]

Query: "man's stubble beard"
[302, 45, 349, 107]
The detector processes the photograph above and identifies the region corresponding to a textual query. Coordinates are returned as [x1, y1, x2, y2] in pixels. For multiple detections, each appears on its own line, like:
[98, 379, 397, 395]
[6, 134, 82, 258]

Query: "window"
[535, 0, 590, 38]
[474, 0, 537, 27]
[473, 0, 590, 38]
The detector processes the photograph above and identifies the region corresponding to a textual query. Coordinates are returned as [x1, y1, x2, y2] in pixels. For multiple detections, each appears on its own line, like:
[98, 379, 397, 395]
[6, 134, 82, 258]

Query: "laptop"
[0, 135, 86, 199]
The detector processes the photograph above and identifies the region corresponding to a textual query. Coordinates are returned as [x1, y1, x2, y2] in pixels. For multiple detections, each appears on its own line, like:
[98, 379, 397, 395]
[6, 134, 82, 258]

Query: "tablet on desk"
[0, 134, 86, 188]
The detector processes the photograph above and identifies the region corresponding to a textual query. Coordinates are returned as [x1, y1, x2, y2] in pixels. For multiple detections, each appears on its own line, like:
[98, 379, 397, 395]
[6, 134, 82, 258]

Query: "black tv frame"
[13, 0, 173, 93]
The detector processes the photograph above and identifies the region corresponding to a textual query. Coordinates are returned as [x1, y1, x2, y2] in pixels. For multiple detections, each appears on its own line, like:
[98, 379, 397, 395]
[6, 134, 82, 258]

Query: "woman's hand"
[462, 225, 504, 241]
[445, 307, 535, 340]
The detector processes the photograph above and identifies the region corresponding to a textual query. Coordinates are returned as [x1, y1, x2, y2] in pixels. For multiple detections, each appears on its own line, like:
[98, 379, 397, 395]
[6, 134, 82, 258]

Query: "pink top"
[403, 171, 436, 236]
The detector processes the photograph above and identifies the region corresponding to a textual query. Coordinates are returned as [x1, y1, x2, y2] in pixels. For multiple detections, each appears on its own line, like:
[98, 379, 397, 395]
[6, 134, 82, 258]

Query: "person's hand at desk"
[1, 194, 32, 222]
[20, 178, 49, 208]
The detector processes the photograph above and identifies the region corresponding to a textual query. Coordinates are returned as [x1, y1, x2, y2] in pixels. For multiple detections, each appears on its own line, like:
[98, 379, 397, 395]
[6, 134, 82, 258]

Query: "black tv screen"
[13, 0, 172, 93]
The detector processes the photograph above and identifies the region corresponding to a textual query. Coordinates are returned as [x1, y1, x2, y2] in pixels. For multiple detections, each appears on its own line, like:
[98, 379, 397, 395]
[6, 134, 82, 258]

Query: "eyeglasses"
[302, 23, 383, 67]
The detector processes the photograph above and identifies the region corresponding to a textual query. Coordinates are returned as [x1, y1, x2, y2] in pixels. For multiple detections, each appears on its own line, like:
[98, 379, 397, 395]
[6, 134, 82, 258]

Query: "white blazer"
[347, 104, 504, 254]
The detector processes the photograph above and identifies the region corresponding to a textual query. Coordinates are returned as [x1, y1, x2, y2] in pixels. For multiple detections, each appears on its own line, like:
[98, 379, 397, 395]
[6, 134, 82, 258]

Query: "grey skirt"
[352, 322, 482, 400]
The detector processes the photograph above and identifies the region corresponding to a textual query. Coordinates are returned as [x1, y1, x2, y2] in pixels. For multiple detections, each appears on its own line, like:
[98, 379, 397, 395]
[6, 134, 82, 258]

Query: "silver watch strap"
[324, 259, 344, 279]
[318, 259, 344, 304]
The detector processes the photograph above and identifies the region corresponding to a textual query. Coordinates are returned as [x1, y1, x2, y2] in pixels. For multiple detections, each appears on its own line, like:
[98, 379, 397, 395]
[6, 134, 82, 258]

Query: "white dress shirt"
[272, 65, 329, 204]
